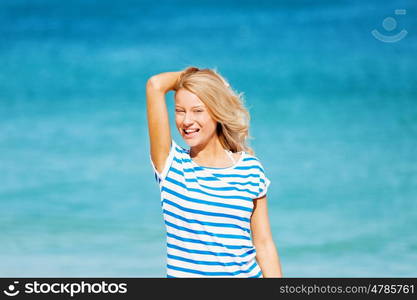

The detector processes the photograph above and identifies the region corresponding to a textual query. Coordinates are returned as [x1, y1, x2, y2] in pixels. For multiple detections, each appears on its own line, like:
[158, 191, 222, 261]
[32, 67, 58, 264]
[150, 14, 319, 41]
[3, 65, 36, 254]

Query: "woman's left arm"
[251, 195, 283, 277]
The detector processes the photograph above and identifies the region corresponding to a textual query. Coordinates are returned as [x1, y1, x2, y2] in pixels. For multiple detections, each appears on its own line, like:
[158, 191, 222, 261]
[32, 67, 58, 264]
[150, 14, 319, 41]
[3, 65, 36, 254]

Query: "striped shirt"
[150, 139, 271, 278]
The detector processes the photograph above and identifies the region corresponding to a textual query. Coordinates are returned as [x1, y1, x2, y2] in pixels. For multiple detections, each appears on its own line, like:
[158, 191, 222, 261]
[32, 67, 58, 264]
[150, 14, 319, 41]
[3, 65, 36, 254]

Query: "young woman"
[146, 67, 283, 278]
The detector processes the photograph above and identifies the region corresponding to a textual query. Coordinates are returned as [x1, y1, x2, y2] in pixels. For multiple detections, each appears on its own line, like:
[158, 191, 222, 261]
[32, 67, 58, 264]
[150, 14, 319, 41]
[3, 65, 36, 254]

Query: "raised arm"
[146, 71, 182, 174]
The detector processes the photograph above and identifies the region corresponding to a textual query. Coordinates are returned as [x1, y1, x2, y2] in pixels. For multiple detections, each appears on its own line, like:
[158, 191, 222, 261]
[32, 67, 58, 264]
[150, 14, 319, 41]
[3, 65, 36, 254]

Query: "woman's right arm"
[146, 71, 182, 174]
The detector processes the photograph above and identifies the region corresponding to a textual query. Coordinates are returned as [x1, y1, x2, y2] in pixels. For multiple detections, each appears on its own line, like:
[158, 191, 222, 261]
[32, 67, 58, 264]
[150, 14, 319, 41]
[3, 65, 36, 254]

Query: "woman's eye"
[195, 110, 203, 113]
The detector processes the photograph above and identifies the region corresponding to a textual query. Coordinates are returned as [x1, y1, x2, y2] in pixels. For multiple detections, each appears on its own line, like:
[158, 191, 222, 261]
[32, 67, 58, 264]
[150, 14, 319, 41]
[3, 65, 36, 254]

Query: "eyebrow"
[175, 105, 204, 109]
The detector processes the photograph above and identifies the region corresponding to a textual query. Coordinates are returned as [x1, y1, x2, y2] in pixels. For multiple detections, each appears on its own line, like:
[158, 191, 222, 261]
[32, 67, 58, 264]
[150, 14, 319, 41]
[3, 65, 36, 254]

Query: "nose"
[183, 113, 195, 125]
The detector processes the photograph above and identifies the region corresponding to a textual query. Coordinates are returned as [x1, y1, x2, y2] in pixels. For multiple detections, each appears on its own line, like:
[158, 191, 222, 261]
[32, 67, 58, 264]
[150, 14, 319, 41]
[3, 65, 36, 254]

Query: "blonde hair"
[174, 66, 254, 155]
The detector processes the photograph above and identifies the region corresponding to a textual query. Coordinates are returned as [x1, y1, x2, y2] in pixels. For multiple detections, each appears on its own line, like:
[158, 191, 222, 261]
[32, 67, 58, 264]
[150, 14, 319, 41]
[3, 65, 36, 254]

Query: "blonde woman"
[146, 67, 283, 278]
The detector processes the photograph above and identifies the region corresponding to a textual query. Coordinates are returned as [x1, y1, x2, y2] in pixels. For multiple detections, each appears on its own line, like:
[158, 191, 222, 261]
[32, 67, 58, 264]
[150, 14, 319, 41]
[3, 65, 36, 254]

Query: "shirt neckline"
[188, 149, 246, 171]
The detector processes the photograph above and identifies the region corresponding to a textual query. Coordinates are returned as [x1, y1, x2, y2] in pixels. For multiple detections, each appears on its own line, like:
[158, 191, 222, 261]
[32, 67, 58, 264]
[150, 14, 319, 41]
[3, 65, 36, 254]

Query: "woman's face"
[174, 88, 217, 148]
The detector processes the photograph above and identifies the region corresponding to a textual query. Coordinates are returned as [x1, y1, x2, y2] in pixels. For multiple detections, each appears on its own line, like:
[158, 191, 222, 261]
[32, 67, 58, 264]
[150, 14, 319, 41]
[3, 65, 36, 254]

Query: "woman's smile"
[183, 128, 200, 138]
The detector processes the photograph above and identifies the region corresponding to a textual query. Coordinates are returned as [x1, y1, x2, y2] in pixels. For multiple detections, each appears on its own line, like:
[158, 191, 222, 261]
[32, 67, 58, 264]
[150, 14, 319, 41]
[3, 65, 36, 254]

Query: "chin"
[182, 135, 205, 148]
[183, 139, 198, 147]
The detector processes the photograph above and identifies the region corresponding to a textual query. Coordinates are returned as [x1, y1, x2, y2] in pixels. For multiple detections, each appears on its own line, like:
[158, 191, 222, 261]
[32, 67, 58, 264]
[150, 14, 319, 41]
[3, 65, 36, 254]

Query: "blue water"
[1, 0, 416, 276]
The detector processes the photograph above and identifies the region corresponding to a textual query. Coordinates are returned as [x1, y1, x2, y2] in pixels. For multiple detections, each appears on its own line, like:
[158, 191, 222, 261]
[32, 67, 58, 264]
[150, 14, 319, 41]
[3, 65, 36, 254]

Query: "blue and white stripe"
[150, 139, 271, 278]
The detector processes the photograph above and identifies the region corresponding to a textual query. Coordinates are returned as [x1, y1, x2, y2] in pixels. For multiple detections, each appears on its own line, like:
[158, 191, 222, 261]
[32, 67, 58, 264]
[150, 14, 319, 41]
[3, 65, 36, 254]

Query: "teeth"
[185, 129, 198, 133]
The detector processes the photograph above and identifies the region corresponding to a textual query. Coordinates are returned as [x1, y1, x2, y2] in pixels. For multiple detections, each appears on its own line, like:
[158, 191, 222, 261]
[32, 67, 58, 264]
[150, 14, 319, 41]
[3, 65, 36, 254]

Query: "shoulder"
[242, 152, 260, 162]
[239, 152, 267, 174]
[172, 140, 189, 155]
[242, 153, 264, 166]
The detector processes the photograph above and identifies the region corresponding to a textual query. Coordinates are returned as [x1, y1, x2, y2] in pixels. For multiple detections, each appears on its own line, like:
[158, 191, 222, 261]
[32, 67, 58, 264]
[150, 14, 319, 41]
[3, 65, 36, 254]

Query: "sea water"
[0, 0, 416, 276]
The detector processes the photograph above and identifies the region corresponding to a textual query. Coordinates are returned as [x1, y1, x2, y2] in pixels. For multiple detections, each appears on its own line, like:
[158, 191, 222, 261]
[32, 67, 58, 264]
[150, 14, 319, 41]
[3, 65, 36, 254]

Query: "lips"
[183, 128, 200, 138]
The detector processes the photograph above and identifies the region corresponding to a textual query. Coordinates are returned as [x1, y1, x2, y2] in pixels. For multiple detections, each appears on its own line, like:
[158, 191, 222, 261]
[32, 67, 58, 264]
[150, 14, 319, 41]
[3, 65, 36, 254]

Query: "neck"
[190, 135, 225, 162]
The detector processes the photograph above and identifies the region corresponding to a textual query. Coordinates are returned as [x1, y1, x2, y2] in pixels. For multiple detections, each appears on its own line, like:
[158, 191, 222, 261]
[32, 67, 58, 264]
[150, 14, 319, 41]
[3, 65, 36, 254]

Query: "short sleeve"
[149, 139, 178, 185]
[255, 161, 271, 199]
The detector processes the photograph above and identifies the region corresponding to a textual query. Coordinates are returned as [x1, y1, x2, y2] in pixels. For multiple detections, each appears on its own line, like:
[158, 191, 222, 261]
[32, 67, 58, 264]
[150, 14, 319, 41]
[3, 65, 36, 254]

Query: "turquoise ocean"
[1, 0, 416, 276]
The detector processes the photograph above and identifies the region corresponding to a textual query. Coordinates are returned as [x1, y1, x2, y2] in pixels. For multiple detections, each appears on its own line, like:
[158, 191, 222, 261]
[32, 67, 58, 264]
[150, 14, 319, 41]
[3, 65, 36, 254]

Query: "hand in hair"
[173, 66, 201, 90]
